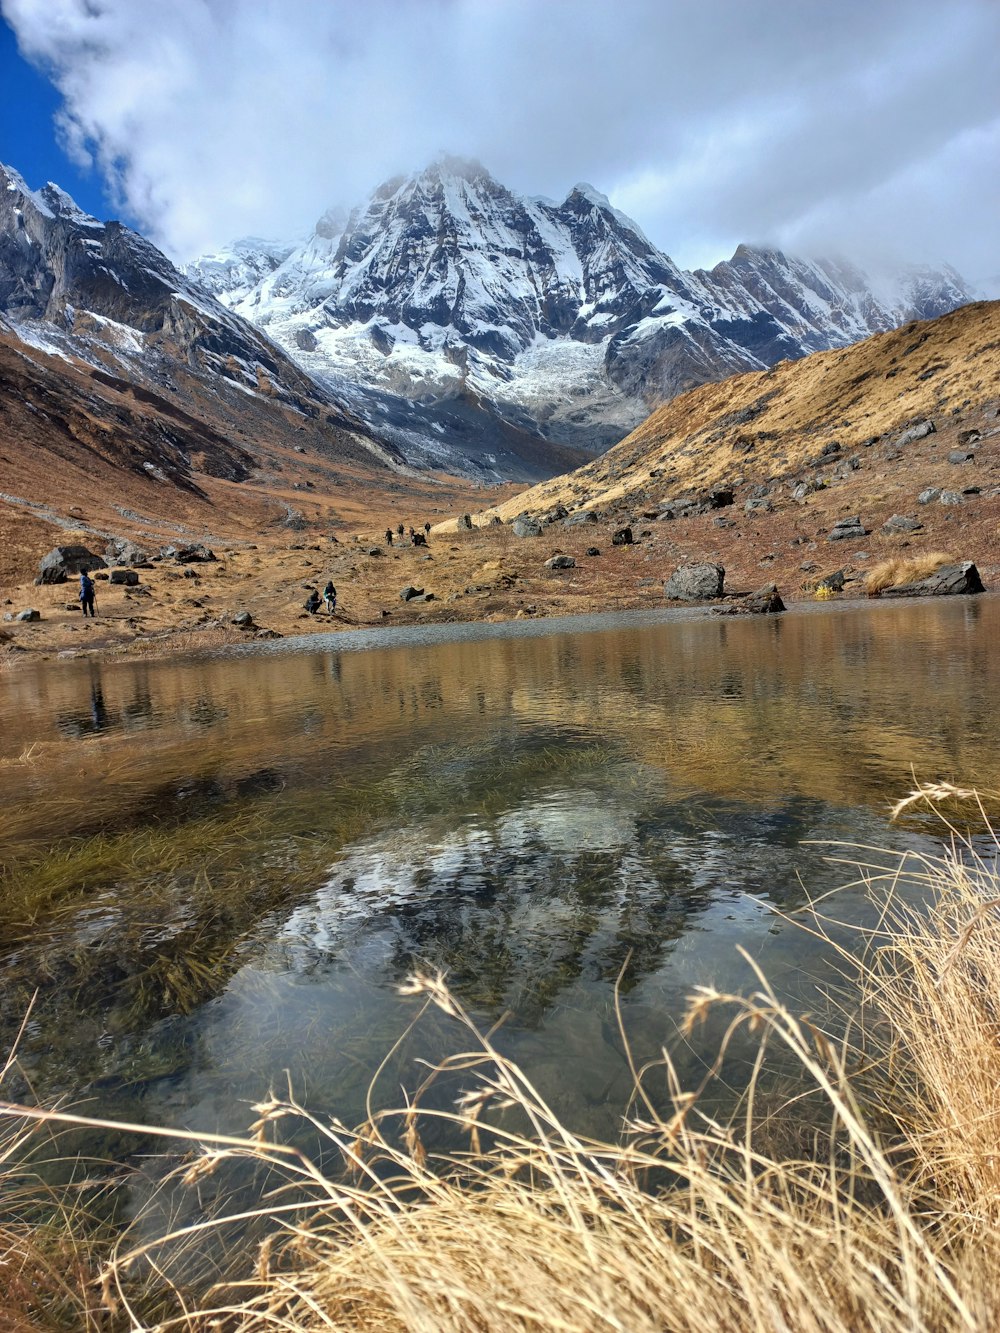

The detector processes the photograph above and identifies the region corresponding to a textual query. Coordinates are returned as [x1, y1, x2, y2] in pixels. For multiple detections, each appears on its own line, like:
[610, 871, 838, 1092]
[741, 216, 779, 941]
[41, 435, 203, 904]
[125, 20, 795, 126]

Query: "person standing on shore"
[323, 581, 337, 614]
[79, 569, 96, 617]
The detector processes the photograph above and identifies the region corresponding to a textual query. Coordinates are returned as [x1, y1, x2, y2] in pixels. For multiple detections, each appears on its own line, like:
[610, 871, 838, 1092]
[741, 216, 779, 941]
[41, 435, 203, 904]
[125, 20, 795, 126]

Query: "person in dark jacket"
[322, 581, 337, 613]
[79, 569, 97, 617]
[304, 589, 322, 614]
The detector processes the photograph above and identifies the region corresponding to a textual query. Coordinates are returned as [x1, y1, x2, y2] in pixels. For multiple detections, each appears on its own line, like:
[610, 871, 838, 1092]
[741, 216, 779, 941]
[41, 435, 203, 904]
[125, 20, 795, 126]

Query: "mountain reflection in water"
[1, 596, 998, 1144]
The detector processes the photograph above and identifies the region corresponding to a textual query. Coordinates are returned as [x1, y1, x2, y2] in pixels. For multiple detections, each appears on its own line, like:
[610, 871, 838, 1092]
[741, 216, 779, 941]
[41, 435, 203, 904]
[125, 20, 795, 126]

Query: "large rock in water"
[36, 545, 107, 584]
[663, 563, 725, 601]
[716, 584, 785, 615]
[882, 561, 984, 598]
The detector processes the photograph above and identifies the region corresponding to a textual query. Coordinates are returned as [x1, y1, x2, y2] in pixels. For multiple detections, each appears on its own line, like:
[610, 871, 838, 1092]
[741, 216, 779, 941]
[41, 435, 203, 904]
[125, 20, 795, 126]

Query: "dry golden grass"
[865, 551, 955, 595]
[4, 782, 1000, 1330]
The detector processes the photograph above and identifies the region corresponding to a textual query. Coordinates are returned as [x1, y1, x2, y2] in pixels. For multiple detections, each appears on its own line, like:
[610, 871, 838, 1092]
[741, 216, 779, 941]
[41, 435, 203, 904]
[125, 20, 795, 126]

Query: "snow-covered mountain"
[189, 157, 973, 481]
[0, 162, 404, 480]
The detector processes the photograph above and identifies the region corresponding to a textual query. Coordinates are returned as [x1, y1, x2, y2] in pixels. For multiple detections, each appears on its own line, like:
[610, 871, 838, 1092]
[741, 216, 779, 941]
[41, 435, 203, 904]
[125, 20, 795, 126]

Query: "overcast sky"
[2, 0, 998, 285]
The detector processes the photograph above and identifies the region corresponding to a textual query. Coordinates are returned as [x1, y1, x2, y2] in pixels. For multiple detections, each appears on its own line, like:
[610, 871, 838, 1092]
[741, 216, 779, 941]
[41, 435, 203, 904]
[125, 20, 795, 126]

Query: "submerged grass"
[4, 782, 1000, 1329]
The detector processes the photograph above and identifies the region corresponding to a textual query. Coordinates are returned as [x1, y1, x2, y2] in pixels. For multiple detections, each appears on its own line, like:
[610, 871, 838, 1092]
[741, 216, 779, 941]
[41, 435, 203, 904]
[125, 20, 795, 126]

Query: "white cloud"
[2, 0, 998, 285]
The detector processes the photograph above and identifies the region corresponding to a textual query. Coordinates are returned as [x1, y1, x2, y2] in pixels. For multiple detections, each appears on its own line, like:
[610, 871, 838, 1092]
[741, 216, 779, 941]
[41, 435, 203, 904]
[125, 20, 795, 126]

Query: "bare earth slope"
[476, 299, 1000, 590]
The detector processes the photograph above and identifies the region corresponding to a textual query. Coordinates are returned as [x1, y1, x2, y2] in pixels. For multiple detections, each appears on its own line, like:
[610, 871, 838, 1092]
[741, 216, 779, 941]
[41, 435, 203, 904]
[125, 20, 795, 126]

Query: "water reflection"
[0, 597, 998, 1141]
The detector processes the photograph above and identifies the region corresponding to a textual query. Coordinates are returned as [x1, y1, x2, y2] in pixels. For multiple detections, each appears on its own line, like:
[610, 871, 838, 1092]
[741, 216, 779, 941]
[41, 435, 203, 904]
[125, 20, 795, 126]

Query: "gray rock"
[15, 608, 41, 622]
[716, 584, 785, 616]
[882, 561, 984, 598]
[612, 526, 634, 546]
[828, 516, 867, 541]
[586, 546, 601, 557]
[400, 586, 424, 601]
[162, 543, 216, 563]
[895, 420, 936, 447]
[108, 568, 139, 586]
[882, 514, 923, 534]
[939, 491, 965, 506]
[663, 563, 725, 601]
[37, 545, 107, 585]
[562, 510, 598, 527]
[917, 488, 941, 505]
[512, 515, 543, 538]
[545, 554, 576, 569]
[456, 514, 473, 530]
[105, 538, 149, 567]
[744, 497, 774, 513]
[816, 570, 847, 593]
[708, 488, 734, 509]
[232, 611, 254, 627]
[948, 450, 976, 464]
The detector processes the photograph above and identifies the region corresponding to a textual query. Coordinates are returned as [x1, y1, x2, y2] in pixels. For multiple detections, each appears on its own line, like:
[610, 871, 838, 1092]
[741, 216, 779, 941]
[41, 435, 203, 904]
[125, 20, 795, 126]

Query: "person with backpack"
[79, 569, 96, 617]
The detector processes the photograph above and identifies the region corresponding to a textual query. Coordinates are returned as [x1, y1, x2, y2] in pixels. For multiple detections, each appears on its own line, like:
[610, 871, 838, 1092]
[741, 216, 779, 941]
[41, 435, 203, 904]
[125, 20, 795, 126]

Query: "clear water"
[1, 596, 997, 1160]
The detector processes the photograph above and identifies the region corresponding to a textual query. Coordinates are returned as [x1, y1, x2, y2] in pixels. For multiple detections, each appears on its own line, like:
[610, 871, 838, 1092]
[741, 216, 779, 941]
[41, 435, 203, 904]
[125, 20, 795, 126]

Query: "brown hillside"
[484, 301, 1000, 519]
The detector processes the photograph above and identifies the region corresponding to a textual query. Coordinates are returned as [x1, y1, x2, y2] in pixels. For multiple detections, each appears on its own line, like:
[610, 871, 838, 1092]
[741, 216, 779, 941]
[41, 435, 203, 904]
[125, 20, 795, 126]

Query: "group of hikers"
[384, 521, 431, 547]
[304, 581, 337, 616]
[303, 521, 432, 617]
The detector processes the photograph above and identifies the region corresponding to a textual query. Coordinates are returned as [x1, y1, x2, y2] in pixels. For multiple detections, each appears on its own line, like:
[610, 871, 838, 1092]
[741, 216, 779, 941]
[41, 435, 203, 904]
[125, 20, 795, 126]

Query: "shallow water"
[1, 596, 998, 1159]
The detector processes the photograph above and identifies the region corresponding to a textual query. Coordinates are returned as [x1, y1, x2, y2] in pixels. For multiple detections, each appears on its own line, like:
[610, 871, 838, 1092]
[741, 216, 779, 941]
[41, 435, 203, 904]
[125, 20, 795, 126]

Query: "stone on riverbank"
[664, 563, 725, 601]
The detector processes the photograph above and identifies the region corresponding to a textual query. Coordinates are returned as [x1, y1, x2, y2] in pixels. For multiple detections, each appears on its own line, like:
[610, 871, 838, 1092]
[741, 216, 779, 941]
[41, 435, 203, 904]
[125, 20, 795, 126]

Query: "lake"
[1, 595, 996, 1166]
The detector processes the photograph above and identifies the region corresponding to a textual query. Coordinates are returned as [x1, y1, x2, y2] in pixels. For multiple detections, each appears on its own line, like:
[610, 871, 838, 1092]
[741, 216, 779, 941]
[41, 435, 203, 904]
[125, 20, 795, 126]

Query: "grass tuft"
[4, 784, 1000, 1329]
[865, 551, 954, 595]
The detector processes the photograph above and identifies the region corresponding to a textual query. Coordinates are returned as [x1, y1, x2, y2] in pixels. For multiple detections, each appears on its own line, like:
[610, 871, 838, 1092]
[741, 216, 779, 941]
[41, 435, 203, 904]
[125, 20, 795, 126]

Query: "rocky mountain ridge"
[0, 162, 405, 480]
[190, 157, 973, 481]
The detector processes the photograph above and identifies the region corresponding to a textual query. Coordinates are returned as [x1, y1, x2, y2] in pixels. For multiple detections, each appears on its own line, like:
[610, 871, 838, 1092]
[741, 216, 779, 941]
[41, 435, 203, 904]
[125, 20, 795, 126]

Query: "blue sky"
[0, 18, 119, 221]
[1, 0, 997, 286]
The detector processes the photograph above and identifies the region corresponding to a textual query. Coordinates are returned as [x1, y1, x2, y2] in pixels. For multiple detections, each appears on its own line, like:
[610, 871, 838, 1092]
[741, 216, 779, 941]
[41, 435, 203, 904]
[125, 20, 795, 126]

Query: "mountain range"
[0, 157, 974, 494]
[188, 157, 973, 480]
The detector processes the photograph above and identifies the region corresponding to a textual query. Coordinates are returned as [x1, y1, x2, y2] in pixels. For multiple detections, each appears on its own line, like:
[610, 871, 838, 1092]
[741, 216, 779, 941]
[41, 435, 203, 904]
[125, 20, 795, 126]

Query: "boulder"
[586, 547, 601, 557]
[512, 515, 543, 538]
[716, 585, 785, 615]
[882, 561, 984, 598]
[882, 514, 923, 534]
[15, 608, 41, 622]
[562, 510, 598, 527]
[895, 420, 936, 447]
[663, 563, 725, 601]
[545, 555, 576, 570]
[938, 491, 965, 506]
[828, 516, 867, 541]
[917, 488, 941, 505]
[400, 586, 424, 601]
[105, 538, 149, 567]
[161, 543, 216, 563]
[948, 450, 976, 464]
[456, 514, 473, 531]
[232, 612, 254, 627]
[108, 568, 140, 586]
[707, 488, 735, 509]
[816, 570, 847, 593]
[36, 545, 106, 585]
[745, 497, 774, 513]
[611, 526, 634, 546]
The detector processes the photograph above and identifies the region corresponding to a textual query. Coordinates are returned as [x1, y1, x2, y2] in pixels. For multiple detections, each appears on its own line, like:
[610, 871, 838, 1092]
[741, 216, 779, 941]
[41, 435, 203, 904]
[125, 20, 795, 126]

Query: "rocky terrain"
[3, 299, 999, 668]
[191, 157, 973, 479]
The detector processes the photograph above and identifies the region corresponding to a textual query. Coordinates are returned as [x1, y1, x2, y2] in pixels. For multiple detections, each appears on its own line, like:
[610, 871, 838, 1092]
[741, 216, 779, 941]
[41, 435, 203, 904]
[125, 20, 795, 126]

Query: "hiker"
[423, 522, 431, 536]
[323, 581, 337, 614]
[79, 568, 96, 617]
[396, 523, 404, 537]
[304, 589, 322, 614]
[385, 528, 394, 546]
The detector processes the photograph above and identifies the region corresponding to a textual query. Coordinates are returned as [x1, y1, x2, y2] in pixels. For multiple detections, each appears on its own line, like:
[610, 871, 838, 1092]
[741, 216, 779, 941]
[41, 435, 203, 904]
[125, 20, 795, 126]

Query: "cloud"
[3, 0, 998, 284]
